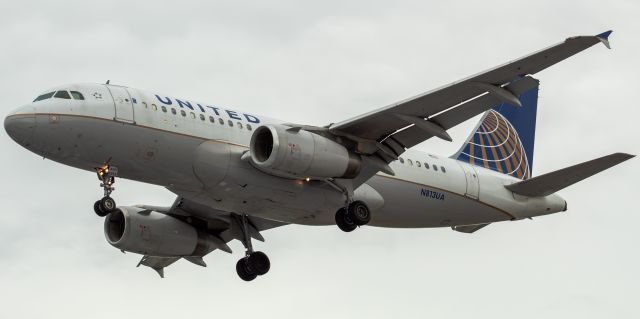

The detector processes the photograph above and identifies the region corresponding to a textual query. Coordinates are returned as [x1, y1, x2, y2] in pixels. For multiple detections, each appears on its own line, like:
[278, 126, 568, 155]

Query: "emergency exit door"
[106, 85, 135, 123]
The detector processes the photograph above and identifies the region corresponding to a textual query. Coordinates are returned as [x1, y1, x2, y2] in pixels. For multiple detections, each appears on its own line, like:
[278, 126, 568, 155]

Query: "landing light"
[305, 177, 310, 182]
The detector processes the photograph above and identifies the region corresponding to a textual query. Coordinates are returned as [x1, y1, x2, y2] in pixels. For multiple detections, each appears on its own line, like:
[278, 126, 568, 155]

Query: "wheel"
[347, 201, 371, 226]
[100, 196, 116, 213]
[335, 208, 357, 232]
[236, 258, 257, 281]
[93, 200, 108, 217]
[248, 251, 270, 276]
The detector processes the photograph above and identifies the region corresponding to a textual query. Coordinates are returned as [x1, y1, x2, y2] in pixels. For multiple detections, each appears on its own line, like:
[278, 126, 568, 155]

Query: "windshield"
[33, 90, 85, 102]
[70, 91, 84, 100]
[33, 92, 55, 102]
[54, 91, 71, 99]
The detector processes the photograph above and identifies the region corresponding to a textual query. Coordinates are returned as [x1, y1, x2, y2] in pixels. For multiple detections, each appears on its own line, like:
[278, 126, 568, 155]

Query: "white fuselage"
[5, 83, 567, 228]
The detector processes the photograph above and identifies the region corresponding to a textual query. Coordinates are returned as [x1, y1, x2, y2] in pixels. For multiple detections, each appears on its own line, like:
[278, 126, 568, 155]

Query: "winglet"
[596, 30, 613, 49]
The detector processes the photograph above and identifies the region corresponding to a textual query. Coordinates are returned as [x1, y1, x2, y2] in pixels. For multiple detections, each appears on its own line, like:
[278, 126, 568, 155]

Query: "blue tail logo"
[453, 83, 539, 180]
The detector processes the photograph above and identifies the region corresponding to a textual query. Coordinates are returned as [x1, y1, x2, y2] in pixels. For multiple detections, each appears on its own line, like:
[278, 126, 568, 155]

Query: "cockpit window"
[54, 91, 71, 99]
[33, 92, 55, 102]
[70, 91, 85, 100]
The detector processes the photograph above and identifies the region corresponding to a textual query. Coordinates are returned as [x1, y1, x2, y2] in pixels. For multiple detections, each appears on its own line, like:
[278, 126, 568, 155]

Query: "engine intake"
[104, 206, 214, 257]
[249, 124, 361, 179]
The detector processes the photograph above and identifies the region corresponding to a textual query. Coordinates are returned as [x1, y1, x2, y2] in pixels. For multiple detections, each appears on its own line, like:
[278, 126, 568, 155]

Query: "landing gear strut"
[93, 164, 118, 217]
[236, 214, 270, 281]
[335, 201, 371, 232]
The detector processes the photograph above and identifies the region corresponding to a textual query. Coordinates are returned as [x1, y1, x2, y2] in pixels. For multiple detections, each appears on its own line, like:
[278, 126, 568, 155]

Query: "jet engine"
[104, 206, 215, 257]
[249, 124, 361, 179]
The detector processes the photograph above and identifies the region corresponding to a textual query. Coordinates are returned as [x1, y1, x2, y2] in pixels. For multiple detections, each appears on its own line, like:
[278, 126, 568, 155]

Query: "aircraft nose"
[5, 106, 36, 147]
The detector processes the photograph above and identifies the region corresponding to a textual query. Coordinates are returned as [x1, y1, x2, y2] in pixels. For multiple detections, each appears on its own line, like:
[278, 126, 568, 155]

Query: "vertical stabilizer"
[452, 79, 539, 179]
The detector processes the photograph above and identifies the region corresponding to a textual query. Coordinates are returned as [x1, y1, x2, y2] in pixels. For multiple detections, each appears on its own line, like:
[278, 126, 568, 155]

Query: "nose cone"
[5, 106, 36, 147]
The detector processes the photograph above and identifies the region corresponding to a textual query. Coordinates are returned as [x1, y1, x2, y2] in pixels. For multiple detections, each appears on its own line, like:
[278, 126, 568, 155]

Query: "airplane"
[4, 30, 634, 281]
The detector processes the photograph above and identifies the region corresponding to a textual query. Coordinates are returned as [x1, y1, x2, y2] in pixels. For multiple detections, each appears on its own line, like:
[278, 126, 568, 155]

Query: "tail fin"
[453, 79, 540, 179]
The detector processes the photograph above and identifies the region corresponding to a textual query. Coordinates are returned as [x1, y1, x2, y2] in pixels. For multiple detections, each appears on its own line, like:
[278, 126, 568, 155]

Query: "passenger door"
[461, 163, 480, 199]
[106, 85, 135, 123]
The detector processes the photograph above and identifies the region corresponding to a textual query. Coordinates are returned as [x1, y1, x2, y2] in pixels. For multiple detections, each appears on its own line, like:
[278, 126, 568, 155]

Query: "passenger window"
[219, 118, 224, 125]
[171, 108, 177, 115]
[416, 161, 421, 167]
[180, 110, 186, 117]
[247, 124, 252, 131]
[407, 159, 413, 166]
[238, 122, 243, 129]
[228, 120, 234, 127]
[70, 91, 85, 100]
[33, 92, 55, 102]
[433, 165, 438, 172]
[152, 104, 157, 111]
[424, 162, 430, 169]
[209, 116, 215, 123]
[54, 91, 71, 99]
[190, 112, 196, 119]
[441, 166, 446, 173]
[142, 102, 148, 108]
[399, 157, 404, 164]
[199, 114, 205, 121]
[160, 105, 165, 112]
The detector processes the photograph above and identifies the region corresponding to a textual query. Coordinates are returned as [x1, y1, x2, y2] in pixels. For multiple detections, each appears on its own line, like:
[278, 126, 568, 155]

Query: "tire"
[248, 251, 270, 276]
[236, 258, 257, 281]
[335, 208, 357, 232]
[347, 201, 371, 226]
[100, 196, 116, 213]
[93, 200, 108, 217]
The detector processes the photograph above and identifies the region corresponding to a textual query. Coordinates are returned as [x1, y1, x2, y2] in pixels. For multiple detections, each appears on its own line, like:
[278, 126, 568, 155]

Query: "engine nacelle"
[104, 206, 212, 257]
[249, 124, 361, 179]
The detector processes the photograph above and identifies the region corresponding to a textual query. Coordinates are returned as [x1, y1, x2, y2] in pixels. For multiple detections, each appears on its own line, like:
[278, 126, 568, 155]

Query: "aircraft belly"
[175, 144, 344, 225]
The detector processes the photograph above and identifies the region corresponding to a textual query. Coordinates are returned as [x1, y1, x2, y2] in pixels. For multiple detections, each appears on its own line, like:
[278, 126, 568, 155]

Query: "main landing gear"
[236, 214, 271, 281]
[93, 164, 118, 217]
[335, 200, 371, 232]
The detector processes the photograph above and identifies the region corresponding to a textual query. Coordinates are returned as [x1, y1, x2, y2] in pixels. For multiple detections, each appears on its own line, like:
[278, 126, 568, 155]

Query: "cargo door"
[105, 85, 135, 123]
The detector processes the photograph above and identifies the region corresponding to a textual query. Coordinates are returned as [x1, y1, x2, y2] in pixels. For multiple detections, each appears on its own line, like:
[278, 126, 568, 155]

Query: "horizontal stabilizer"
[452, 223, 490, 233]
[505, 153, 634, 197]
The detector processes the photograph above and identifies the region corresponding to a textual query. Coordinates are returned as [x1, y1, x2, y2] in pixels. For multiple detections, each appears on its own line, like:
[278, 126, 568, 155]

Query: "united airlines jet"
[5, 31, 633, 281]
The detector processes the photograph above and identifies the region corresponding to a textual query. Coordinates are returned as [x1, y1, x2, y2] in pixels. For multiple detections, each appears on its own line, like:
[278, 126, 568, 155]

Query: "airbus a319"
[5, 30, 633, 281]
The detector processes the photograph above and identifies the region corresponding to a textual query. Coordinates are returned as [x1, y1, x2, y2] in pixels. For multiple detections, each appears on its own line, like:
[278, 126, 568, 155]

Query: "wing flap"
[505, 153, 634, 197]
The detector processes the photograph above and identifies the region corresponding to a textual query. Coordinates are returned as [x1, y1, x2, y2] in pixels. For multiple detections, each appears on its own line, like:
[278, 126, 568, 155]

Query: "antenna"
[106, 80, 110, 84]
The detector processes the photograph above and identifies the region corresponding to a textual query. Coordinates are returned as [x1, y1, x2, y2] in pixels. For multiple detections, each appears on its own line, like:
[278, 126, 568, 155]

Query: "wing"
[136, 197, 288, 277]
[329, 31, 612, 163]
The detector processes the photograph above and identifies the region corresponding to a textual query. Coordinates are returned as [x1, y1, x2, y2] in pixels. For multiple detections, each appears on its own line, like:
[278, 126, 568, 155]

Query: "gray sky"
[1, 1, 639, 318]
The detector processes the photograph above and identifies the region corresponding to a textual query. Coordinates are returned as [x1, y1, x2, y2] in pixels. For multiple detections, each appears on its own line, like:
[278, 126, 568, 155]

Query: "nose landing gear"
[93, 164, 118, 217]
